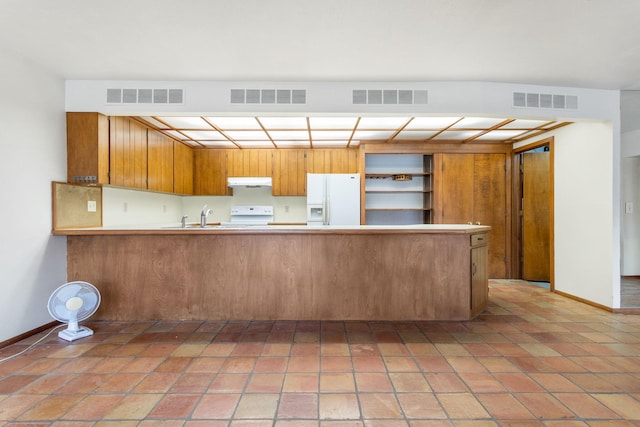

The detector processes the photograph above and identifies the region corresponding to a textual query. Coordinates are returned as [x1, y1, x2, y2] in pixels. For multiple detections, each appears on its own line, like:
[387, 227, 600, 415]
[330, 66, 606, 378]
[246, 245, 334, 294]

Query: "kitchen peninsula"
[55, 224, 490, 321]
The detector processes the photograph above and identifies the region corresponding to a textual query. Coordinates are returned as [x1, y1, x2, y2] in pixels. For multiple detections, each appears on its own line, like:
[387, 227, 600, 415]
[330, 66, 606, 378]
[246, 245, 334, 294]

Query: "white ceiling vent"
[106, 88, 184, 104]
[352, 89, 428, 105]
[513, 92, 578, 110]
[230, 89, 307, 104]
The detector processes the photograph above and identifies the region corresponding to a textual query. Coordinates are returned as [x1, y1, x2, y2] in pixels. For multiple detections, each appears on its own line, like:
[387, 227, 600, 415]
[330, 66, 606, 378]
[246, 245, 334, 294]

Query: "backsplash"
[101, 186, 306, 227]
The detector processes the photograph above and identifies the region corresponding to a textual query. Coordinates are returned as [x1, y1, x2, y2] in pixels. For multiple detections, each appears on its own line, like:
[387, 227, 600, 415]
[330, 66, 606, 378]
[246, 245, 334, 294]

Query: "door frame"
[512, 137, 555, 291]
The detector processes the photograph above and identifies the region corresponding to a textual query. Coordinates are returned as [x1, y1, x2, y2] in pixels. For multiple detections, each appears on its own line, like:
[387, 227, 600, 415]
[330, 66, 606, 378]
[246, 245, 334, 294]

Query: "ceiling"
[138, 115, 567, 148]
[0, 0, 639, 90]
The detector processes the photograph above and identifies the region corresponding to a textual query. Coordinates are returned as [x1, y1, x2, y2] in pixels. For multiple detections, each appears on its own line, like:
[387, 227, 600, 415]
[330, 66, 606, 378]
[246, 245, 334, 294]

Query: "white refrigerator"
[307, 173, 361, 225]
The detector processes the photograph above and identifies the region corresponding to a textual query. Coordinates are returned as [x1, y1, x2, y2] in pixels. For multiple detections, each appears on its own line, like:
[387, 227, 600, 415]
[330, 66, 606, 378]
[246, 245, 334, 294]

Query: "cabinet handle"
[472, 262, 477, 276]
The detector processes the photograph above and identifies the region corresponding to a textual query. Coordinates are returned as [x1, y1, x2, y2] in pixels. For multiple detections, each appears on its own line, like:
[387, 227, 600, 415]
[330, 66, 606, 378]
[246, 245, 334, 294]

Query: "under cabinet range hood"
[227, 177, 272, 188]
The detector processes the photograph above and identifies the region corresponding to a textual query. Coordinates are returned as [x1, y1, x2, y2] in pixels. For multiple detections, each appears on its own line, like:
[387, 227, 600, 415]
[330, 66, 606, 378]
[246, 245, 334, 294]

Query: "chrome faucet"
[200, 205, 212, 227]
[181, 215, 188, 228]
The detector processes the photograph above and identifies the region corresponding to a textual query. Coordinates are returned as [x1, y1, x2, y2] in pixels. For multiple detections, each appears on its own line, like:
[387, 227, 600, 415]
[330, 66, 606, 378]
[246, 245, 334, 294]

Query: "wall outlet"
[625, 201, 633, 214]
[87, 200, 97, 212]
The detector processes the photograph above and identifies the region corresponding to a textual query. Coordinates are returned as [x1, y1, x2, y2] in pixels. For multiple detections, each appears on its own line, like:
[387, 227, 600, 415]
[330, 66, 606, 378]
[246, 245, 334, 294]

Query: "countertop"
[53, 223, 491, 236]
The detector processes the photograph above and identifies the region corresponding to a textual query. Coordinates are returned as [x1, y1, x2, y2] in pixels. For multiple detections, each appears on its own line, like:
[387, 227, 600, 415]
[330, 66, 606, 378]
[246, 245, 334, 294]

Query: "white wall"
[0, 50, 67, 342]
[622, 156, 640, 275]
[551, 122, 617, 307]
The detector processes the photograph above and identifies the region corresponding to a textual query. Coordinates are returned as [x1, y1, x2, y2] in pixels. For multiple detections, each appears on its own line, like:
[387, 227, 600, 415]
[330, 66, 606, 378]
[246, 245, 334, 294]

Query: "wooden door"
[473, 154, 507, 278]
[440, 154, 474, 224]
[522, 152, 551, 281]
[439, 153, 508, 278]
[147, 130, 174, 193]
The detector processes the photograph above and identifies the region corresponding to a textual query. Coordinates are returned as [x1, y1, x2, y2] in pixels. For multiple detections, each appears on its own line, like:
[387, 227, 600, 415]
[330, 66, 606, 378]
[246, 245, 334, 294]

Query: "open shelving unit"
[364, 154, 433, 225]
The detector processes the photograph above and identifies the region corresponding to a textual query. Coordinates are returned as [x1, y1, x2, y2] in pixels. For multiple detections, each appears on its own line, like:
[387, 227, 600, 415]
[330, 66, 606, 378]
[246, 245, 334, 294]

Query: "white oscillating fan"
[47, 281, 101, 342]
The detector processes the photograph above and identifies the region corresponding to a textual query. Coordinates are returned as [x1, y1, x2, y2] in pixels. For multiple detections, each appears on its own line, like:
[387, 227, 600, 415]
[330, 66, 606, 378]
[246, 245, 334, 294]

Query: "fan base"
[58, 327, 94, 342]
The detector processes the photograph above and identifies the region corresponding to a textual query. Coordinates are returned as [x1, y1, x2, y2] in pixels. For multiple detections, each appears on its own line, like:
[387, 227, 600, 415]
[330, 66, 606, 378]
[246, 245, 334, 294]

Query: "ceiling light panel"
[201, 140, 238, 148]
[236, 140, 276, 148]
[268, 130, 310, 140]
[164, 130, 188, 140]
[311, 130, 353, 139]
[475, 130, 528, 140]
[158, 116, 212, 129]
[182, 130, 226, 140]
[225, 130, 270, 140]
[433, 130, 480, 140]
[357, 117, 411, 129]
[312, 140, 350, 147]
[450, 117, 505, 129]
[140, 116, 168, 128]
[258, 117, 308, 129]
[395, 130, 439, 140]
[275, 140, 311, 148]
[352, 130, 396, 140]
[308, 117, 359, 129]
[205, 117, 261, 130]
[404, 117, 461, 129]
[499, 119, 551, 129]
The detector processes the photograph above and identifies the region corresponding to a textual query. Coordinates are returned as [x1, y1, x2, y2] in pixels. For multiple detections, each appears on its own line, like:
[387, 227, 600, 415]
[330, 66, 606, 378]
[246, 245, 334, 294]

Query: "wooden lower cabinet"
[437, 153, 508, 278]
[470, 234, 489, 317]
[65, 228, 489, 321]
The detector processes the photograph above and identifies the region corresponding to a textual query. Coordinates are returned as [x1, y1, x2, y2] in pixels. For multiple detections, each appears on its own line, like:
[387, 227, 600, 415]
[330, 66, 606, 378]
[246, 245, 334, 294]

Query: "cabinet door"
[272, 149, 307, 196]
[147, 130, 174, 193]
[439, 153, 507, 278]
[194, 149, 228, 195]
[307, 149, 358, 173]
[173, 142, 194, 195]
[66, 112, 109, 184]
[227, 149, 273, 177]
[470, 245, 488, 317]
[110, 116, 148, 189]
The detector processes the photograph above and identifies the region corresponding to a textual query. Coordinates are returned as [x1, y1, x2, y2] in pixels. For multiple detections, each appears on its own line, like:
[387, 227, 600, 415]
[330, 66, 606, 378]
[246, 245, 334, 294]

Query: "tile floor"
[1, 279, 640, 426]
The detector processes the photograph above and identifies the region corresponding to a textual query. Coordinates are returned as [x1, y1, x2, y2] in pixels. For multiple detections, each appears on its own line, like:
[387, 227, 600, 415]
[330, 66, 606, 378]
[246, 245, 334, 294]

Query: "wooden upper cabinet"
[307, 148, 358, 173]
[272, 149, 307, 196]
[147, 130, 174, 193]
[66, 112, 109, 185]
[437, 153, 508, 278]
[194, 149, 229, 195]
[109, 117, 148, 189]
[227, 149, 273, 177]
[173, 141, 194, 195]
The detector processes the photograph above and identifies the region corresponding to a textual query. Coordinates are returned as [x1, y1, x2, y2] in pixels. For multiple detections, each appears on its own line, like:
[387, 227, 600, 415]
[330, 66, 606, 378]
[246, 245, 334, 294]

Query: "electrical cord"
[0, 324, 66, 364]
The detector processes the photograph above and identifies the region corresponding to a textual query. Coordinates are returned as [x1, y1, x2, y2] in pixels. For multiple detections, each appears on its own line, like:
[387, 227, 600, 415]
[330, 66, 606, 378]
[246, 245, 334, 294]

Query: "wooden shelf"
[365, 172, 432, 179]
[366, 190, 432, 194]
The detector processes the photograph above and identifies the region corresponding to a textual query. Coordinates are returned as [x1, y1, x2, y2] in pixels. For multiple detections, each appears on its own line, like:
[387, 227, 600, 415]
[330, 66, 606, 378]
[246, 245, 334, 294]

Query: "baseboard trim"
[0, 321, 59, 349]
[554, 290, 612, 312]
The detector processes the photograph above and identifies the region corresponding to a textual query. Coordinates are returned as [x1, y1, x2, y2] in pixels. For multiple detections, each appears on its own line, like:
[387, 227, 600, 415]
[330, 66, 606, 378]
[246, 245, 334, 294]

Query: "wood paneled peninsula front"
[56, 225, 490, 321]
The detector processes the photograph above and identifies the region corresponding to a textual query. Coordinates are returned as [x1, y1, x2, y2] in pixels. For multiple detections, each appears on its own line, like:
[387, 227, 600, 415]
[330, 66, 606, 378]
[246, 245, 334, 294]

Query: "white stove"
[222, 205, 274, 227]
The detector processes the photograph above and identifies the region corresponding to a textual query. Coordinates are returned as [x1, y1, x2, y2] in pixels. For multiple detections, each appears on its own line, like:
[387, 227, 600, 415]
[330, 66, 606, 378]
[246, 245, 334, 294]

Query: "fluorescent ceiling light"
[404, 117, 461, 129]
[201, 140, 238, 148]
[182, 130, 225, 140]
[311, 130, 353, 139]
[352, 130, 396, 139]
[225, 130, 269, 140]
[500, 119, 550, 129]
[476, 130, 528, 140]
[258, 117, 307, 129]
[312, 140, 350, 147]
[205, 117, 261, 129]
[275, 140, 311, 148]
[451, 117, 505, 129]
[268, 130, 309, 140]
[236, 140, 276, 148]
[395, 130, 439, 140]
[159, 116, 211, 129]
[357, 117, 411, 129]
[433, 130, 480, 140]
[308, 117, 358, 129]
